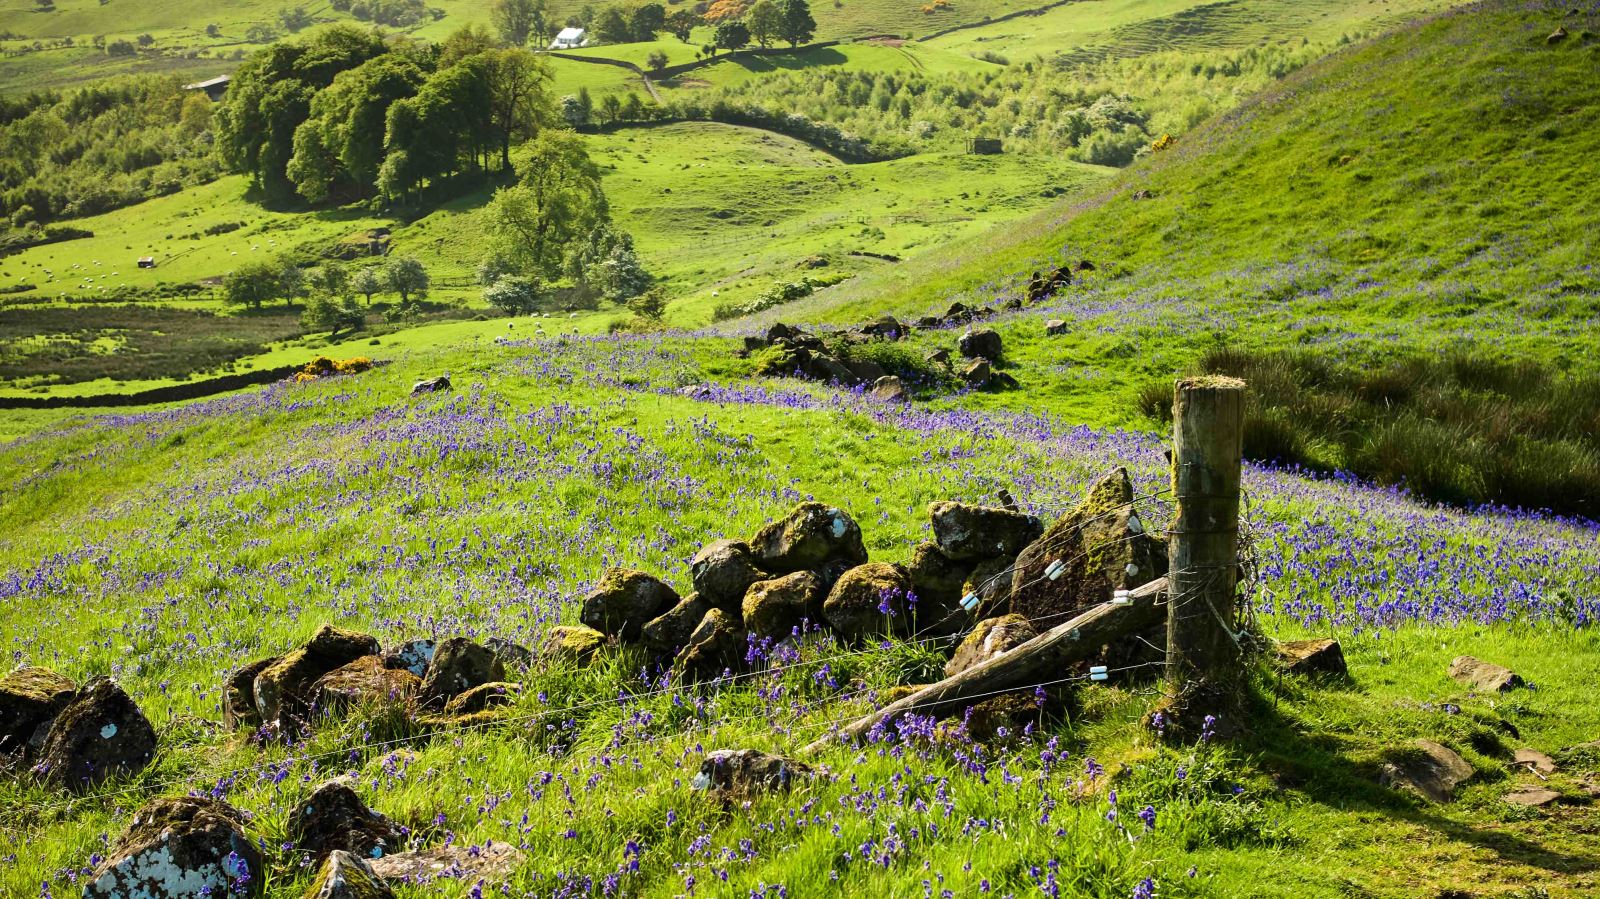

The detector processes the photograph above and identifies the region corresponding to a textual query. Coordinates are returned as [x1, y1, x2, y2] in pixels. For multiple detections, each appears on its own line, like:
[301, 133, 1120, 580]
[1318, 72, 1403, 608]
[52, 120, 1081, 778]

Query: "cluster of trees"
[0, 77, 219, 231]
[223, 254, 432, 334]
[215, 26, 555, 204]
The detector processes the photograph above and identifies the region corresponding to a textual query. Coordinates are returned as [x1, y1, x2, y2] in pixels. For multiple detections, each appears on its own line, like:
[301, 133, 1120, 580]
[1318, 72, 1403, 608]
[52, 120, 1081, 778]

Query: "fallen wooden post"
[802, 577, 1168, 754]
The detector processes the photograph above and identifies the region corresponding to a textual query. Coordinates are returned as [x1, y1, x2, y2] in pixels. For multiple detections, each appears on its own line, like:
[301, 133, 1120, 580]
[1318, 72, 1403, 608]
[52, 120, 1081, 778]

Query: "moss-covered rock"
[253, 625, 381, 735]
[86, 796, 262, 898]
[1009, 468, 1166, 626]
[443, 682, 521, 716]
[311, 656, 419, 714]
[742, 571, 825, 641]
[945, 614, 1039, 678]
[417, 637, 505, 709]
[222, 657, 276, 732]
[642, 593, 714, 660]
[35, 677, 157, 790]
[0, 665, 75, 756]
[823, 562, 913, 640]
[964, 556, 1017, 620]
[537, 625, 607, 667]
[690, 540, 767, 612]
[674, 608, 746, 682]
[749, 502, 868, 573]
[928, 501, 1042, 562]
[289, 778, 404, 865]
[691, 748, 814, 798]
[579, 568, 678, 642]
[303, 850, 395, 899]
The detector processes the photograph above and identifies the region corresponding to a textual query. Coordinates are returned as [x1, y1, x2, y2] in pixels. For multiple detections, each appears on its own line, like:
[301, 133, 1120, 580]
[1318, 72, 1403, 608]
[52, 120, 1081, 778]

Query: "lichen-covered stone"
[960, 359, 992, 388]
[304, 850, 395, 899]
[1378, 739, 1474, 803]
[86, 796, 262, 898]
[253, 626, 381, 734]
[642, 593, 714, 660]
[1276, 639, 1349, 678]
[928, 501, 1043, 562]
[749, 502, 868, 573]
[945, 614, 1039, 678]
[367, 841, 522, 886]
[34, 677, 157, 790]
[1448, 656, 1523, 692]
[443, 682, 521, 716]
[311, 656, 419, 714]
[0, 666, 75, 756]
[742, 571, 825, 640]
[674, 608, 746, 683]
[289, 778, 405, 864]
[690, 541, 767, 612]
[381, 639, 435, 678]
[869, 376, 909, 403]
[222, 658, 276, 731]
[823, 563, 914, 640]
[692, 749, 813, 797]
[417, 638, 505, 709]
[1009, 468, 1166, 627]
[537, 626, 606, 667]
[905, 543, 974, 637]
[965, 556, 1018, 619]
[579, 568, 679, 642]
[485, 637, 533, 674]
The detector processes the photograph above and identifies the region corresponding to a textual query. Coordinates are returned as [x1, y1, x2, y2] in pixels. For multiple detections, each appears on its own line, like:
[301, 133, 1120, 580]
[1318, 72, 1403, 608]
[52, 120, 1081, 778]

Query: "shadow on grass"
[1237, 681, 1599, 877]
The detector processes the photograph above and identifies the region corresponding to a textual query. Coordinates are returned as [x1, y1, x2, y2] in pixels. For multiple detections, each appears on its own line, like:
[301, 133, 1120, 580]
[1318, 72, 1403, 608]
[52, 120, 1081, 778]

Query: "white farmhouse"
[551, 27, 587, 49]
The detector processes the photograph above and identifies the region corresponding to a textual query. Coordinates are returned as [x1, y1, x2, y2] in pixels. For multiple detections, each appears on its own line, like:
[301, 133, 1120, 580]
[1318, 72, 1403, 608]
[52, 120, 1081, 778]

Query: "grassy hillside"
[779, 1, 1600, 415]
[1, 335, 1597, 897]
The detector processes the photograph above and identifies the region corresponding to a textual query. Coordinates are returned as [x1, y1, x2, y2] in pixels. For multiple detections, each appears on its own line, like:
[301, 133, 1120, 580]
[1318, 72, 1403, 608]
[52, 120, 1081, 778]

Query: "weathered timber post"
[1165, 376, 1246, 733]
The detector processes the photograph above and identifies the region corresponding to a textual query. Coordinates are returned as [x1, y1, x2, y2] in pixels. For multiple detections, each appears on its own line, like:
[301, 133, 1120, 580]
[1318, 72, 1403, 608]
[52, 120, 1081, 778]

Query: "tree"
[746, 0, 780, 48]
[483, 274, 543, 314]
[301, 295, 365, 335]
[279, 6, 313, 31]
[594, 5, 631, 43]
[287, 53, 427, 202]
[224, 258, 299, 310]
[310, 261, 350, 297]
[485, 130, 607, 280]
[560, 93, 589, 127]
[106, 39, 136, 56]
[665, 10, 700, 41]
[628, 2, 665, 40]
[567, 223, 650, 301]
[491, 0, 545, 46]
[439, 23, 497, 64]
[136, 33, 155, 47]
[776, 0, 814, 46]
[702, 0, 747, 22]
[481, 48, 554, 170]
[599, 92, 621, 124]
[385, 256, 430, 302]
[646, 50, 668, 72]
[352, 265, 384, 303]
[713, 20, 749, 54]
[626, 287, 666, 320]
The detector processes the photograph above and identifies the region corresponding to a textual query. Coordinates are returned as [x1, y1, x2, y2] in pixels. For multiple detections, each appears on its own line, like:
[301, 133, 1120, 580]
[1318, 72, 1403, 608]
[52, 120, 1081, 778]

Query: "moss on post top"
[1176, 375, 1246, 392]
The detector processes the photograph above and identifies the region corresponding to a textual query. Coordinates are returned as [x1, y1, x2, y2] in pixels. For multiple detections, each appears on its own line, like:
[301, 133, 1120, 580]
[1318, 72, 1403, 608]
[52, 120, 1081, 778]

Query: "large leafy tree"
[628, 2, 666, 40]
[776, 0, 815, 47]
[286, 53, 427, 202]
[214, 26, 389, 202]
[485, 130, 607, 279]
[713, 19, 749, 54]
[482, 49, 554, 170]
[384, 256, 430, 302]
[491, 0, 548, 47]
[665, 9, 701, 41]
[746, 0, 781, 48]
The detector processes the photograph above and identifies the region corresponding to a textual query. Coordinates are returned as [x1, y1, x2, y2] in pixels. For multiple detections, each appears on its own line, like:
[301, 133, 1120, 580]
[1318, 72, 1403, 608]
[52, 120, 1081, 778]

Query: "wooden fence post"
[1165, 376, 1246, 733]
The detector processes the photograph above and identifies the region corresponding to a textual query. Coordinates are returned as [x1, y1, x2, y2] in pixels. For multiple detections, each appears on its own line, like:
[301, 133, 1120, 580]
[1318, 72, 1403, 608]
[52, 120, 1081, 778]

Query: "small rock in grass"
[958, 328, 1002, 361]
[34, 677, 157, 790]
[823, 563, 914, 640]
[690, 540, 767, 612]
[417, 638, 505, 709]
[1045, 319, 1068, 336]
[0, 666, 76, 757]
[304, 850, 395, 899]
[223, 658, 277, 731]
[1378, 739, 1474, 803]
[1448, 656, 1523, 692]
[368, 840, 522, 886]
[410, 375, 450, 395]
[960, 359, 992, 388]
[87, 796, 263, 898]
[253, 626, 381, 734]
[692, 749, 813, 797]
[750, 502, 868, 574]
[642, 593, 715, 660]
[928, 500, 1043, 562]
[1276, 639, 1349, 678]
[924, 348, 951, 366]
[289, 778, 405, 864]
[1512, 748, 1557, 776]
[742, 571, 826, 641]
[945, 614, 1039, 678]
[1504, 786, 1562, 808]
[580, 568, 679, 642]
[537, 625, 607, 667]
[869, 375, 909, 403]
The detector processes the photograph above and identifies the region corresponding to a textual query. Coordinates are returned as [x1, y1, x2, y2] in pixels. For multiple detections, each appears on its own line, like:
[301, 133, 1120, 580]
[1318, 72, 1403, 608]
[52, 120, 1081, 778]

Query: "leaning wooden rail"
[802, 576, 1168, 754]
